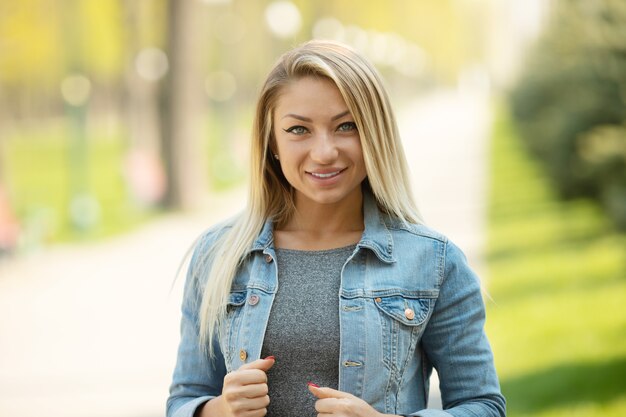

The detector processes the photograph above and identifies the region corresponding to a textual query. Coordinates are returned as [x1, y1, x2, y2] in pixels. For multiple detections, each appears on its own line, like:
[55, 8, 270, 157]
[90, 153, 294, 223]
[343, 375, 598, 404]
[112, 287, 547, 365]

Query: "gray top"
[260, 245, 355, 417]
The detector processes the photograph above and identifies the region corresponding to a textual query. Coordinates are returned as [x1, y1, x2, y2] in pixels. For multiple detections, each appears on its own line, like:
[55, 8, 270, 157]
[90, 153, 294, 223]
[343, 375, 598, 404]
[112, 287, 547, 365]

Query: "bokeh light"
[312, 17, 344, 40]
[265, 1, 302, 38]
[135, 47, 169, 82]
[60, 74, 91, 106]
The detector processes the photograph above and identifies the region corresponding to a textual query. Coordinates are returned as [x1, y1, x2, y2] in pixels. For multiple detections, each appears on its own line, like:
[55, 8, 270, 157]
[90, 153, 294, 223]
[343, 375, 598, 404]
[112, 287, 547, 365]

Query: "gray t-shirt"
[260, 245, 355, 417]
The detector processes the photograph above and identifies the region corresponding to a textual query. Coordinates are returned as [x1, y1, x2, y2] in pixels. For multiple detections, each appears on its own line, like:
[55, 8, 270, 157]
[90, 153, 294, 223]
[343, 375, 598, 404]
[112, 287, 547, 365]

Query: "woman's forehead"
[273, 77, 349, 119]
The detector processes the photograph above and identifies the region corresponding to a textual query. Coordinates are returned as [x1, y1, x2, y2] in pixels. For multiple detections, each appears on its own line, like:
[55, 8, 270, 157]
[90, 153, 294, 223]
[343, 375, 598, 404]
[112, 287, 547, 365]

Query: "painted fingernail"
[264, 355, 275, 361]
[307, 382, 320, 388]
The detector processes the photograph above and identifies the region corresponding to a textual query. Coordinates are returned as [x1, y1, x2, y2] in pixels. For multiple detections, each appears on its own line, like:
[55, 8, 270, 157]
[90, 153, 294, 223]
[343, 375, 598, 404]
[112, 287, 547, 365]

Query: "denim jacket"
[167, 192, 506, 417]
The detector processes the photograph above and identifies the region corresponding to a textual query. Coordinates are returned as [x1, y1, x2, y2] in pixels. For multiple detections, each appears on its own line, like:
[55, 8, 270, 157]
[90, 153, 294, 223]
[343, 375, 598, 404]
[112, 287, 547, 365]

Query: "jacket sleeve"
[410, 240, 506, 417]
[166, 232, 227, 417]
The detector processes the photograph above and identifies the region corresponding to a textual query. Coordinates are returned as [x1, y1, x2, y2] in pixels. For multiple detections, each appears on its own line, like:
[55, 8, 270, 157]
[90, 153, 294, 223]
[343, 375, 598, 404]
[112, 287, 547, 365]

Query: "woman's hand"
[200, 357, 275, 417]
[308, 384, 400, 417]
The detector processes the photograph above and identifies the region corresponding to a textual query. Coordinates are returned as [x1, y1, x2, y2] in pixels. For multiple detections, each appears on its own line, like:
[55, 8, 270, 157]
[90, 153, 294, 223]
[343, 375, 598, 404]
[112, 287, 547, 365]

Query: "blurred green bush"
[509, 0, 626, 229]
[487, 103, 626, 417]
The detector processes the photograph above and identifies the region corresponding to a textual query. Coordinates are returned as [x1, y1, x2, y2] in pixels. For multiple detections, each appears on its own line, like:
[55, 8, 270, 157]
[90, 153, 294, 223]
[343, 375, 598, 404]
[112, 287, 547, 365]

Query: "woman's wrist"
[195, 396, 225, 417]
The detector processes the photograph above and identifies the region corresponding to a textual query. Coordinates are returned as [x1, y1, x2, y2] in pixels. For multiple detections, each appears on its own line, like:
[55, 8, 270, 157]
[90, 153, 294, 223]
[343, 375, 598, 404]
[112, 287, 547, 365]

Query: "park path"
[0, 88, 491, 417]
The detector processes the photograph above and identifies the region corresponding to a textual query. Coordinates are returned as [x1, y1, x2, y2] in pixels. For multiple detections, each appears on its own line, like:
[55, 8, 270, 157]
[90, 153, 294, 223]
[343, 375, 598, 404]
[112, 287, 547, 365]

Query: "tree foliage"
[510, 0, 626, 228]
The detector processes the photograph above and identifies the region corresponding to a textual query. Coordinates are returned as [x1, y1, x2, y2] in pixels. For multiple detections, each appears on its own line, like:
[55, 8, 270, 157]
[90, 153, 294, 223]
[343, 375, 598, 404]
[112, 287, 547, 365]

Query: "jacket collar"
[250, 189, 396, 263]
[358, 190, 396, 263]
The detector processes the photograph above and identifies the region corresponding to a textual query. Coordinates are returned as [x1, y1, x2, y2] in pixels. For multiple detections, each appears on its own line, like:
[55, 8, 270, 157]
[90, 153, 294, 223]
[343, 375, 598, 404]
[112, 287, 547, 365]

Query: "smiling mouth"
[307, 169, 346, 179]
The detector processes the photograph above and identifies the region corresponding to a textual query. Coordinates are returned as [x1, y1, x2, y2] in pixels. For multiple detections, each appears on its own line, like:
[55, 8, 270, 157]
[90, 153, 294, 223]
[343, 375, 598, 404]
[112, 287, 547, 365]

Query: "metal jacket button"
[239, 349, 247, 361]
[248, 295, 259, 306]
[404, 308, 415, 320]
[264, 254, 272, 263]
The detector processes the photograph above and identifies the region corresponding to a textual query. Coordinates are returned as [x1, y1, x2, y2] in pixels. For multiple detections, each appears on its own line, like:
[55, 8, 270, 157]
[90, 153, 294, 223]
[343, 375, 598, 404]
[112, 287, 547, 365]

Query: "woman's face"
[272, 76, 367, 209]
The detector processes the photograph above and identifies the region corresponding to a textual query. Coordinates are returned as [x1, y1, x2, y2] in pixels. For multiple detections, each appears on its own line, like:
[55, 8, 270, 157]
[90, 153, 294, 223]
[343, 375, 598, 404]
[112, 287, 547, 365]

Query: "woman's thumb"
[239, 356, 276, 371]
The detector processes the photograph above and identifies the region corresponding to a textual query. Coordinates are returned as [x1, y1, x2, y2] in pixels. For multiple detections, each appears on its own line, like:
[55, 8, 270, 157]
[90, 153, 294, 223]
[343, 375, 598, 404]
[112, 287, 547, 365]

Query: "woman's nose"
[310, 133, 339, 163]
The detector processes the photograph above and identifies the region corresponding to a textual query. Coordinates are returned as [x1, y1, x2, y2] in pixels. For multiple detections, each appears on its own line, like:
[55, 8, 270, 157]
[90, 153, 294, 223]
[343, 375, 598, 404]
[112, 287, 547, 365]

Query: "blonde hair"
[197, 40, 421, 354]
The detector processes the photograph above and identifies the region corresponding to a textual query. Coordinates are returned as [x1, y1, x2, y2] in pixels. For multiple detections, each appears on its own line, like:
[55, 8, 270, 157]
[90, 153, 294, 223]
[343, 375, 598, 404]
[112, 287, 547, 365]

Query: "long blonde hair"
[197, 40, 421, 354]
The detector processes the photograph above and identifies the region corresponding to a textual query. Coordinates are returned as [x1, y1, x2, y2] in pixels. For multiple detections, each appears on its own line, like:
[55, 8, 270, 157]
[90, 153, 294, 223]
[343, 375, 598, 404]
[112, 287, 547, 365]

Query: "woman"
[167, 40, 506, 417]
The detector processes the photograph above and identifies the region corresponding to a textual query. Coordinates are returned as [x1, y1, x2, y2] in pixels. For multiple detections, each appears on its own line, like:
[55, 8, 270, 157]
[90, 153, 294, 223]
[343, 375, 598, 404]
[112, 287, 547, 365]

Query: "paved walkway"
[0, 88, 491, 416]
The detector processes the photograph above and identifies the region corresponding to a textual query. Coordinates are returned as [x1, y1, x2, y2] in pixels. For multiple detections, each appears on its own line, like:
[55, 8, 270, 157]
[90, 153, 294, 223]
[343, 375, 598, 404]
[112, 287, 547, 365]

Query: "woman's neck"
[273, 189, 364, 250]
[290, 189, 363, 231]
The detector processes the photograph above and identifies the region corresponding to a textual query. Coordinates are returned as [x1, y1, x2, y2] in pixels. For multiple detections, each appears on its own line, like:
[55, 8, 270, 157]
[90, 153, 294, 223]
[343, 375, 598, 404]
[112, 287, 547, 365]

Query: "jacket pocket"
[373, 294, 433, 372]
[374, 295, 430, 326]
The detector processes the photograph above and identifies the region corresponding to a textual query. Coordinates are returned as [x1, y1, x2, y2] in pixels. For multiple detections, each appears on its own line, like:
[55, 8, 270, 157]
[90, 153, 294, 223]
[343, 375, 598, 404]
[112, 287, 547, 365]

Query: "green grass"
[0, 110, 250, 247]
[3, 119, 157, 245]
[485, 103, 626, 417]
[2, 111, 251, 247]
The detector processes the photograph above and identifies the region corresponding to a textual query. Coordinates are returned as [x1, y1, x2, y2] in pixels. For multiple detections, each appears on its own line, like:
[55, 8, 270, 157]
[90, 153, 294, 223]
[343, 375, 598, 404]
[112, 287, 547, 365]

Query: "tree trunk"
[121, 0, 166, 206]
[160, 0, 207, 210]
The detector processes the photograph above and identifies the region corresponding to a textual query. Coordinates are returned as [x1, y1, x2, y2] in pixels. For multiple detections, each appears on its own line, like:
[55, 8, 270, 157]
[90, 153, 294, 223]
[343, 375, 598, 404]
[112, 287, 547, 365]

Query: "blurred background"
[0, 0, 624, 416]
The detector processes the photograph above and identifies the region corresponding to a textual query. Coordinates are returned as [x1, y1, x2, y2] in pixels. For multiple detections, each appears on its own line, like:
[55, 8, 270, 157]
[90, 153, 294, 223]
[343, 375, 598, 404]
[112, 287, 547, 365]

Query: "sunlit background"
[0, 1, 624, 416]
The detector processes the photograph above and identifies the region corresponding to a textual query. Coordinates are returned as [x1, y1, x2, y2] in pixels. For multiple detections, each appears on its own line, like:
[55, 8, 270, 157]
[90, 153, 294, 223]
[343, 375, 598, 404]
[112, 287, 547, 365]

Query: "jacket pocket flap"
[227, 291, 247, 307]
[374, 296, 430, 326]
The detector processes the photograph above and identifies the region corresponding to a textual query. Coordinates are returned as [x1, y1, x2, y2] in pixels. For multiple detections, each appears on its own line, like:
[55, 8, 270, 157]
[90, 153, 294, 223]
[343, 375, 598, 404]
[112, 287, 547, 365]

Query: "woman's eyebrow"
[331, 110, 351, 121]
[281, 110, 351, 122]
[282, 113, 312, 122]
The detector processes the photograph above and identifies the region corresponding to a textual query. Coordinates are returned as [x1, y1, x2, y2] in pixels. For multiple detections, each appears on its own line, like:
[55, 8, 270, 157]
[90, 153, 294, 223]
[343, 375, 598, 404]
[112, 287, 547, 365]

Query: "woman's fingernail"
[264, 355, 275, 361]
[307, 382, 320, 388]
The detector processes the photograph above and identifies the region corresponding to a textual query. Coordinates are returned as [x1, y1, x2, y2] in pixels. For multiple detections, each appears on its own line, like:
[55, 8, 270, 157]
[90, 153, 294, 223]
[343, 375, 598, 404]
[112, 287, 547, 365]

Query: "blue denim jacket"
[167, 192, 506, 417]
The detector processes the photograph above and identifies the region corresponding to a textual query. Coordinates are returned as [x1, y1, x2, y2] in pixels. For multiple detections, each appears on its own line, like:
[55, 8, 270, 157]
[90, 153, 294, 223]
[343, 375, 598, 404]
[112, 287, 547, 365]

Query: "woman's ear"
[268, 143, 279, 161]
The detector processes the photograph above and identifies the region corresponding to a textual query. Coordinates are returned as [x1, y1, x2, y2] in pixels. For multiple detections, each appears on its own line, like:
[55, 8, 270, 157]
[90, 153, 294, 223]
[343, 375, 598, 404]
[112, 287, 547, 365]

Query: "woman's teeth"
[310, 170, 341, 178]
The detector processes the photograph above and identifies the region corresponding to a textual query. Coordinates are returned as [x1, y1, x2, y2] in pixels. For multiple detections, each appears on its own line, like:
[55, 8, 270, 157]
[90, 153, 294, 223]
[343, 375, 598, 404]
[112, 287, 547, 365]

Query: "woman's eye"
[337, 122, 357, 132]
[284, 126, 308, 135]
